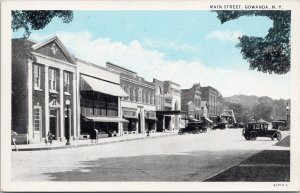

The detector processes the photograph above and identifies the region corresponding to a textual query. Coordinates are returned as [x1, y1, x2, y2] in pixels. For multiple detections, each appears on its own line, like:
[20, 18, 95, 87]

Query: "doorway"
[49, 109, 58, 139]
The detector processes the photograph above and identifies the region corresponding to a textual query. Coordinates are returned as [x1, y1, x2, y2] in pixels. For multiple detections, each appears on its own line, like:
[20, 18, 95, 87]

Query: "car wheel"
[203, 128, 207, 133]
[245, 135, 250, 140]
[276, 133, 282, 141]
[250, 132, 257, 140]
[271, 137, 274, 140]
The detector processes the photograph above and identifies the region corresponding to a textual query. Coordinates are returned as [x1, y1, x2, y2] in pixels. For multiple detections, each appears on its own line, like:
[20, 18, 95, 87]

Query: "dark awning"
[123, 115, 139, 120]
[156, 110, 181, 115]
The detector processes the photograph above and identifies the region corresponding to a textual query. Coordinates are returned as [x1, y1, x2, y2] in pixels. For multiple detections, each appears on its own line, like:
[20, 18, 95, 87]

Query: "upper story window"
[126, 86, 130, 101]
[138, 88, 143, 103]
[148, 93, 151, 104]
[151, 94, 155, 105]
[64, 72, 70, 94]
[49, 68, 57, 92]
[132, 88, 136, 102]
[33, 65, 41, 90]
[143, 91, 146, 104]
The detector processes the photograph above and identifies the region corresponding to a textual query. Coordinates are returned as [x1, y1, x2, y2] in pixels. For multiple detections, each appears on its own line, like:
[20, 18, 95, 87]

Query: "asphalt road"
[11, 129, 284, 181]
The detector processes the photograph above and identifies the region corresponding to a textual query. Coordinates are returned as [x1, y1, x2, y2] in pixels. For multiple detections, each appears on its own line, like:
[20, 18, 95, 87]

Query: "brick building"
[200, 86, 223, 123]
[12, 37, 78, 143]
[106, 62, 156, 134]
[154, 79, 181, 131]
[181, 83, 202, 120]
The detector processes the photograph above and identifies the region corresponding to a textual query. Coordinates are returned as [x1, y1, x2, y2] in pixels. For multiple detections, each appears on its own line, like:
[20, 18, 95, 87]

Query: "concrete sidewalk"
[204, 135, 290, 182]
[12, 131, 177, 151]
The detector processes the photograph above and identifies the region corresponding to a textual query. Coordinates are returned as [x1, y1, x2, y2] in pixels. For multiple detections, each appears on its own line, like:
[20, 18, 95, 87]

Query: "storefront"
[77, 59, 128, 138]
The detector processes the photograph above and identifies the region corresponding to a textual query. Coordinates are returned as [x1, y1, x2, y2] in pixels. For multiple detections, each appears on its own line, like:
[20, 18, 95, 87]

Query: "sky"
[13, 11, 290, 99]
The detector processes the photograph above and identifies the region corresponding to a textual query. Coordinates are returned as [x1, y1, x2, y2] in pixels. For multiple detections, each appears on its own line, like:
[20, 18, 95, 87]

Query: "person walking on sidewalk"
[45, 131, 54, 145]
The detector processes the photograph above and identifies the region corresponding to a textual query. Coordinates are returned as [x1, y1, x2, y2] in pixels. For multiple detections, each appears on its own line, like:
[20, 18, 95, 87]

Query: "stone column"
[44, 66, 49, 138]
[59, 69, 64, 140]
[72, 73, 77, 139]
[27, 59, 33, 140]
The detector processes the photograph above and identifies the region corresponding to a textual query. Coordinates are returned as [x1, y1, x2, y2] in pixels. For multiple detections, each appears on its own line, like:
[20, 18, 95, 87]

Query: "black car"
[233, 123, 244, 128]
[178, 121, 207, 135]
[212, 122, 227, 130]
[272, 120, 289, 131]
[242, 122, 281, 140]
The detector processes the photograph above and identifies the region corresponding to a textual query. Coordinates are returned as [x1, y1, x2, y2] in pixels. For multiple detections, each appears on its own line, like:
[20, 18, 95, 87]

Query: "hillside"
[223, 95, 290, 122]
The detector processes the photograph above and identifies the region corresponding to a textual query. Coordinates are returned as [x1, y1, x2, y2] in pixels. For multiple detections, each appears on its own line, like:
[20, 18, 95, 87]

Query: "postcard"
[1, 0, 300, 191]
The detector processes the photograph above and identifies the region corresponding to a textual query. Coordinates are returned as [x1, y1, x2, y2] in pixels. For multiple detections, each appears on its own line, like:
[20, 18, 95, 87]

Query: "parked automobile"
[212, 122, 227, 130]
[242, 122, 281, 141]
[233, 123, 244, 128]
[272, 120, 289, 131]
[178, 121, 207, 135]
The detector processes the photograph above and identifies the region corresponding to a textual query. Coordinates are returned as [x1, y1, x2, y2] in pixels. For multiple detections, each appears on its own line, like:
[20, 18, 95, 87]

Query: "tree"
[252, 101, 273, 122]
[214, 11, 291, 74]
[12, 11, 73, 38]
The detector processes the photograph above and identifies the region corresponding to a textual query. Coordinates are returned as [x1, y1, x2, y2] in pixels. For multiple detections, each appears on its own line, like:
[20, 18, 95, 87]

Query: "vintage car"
[178, 121, 207, 135]
[212, 122, 227, 130]
[242, 122, 282, 141]
[233, 123, 244, 128]
[272, 120, 289, 131]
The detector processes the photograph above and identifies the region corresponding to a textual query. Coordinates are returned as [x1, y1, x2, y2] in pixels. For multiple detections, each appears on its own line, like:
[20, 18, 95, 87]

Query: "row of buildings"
[11, 37, 229, 144]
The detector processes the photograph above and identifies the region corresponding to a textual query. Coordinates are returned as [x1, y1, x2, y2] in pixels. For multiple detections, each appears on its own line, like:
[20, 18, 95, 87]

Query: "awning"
[123, 115, 139, 120]
[81, 75, 128, 97]
[156, 110, 181, 115]
[85, 116, 129, 123]
[146, 117, 158, 121]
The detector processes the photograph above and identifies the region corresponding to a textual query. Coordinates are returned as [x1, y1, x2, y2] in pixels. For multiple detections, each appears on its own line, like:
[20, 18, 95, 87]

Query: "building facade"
[106, 62, 156, 134]
[154, 79, 181, 131]
[181, 83, 202, 120]
[77, 59, 128, 138]
[200, 86, 223, 124]
[12, 37, 78, 143]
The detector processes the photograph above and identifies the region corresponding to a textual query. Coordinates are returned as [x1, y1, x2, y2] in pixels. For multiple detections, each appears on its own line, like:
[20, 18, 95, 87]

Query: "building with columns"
[12, 37, 78, 143]
[106, 62, 156, 135]
[12, 37, 128, 144]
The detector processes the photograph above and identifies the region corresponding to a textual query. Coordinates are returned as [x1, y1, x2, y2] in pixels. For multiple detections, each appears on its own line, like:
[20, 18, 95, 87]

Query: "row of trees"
[223, 97, 289, 123]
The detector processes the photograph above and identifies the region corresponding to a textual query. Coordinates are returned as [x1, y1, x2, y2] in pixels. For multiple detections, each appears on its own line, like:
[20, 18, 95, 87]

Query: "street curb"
[12, 132, 177, 151]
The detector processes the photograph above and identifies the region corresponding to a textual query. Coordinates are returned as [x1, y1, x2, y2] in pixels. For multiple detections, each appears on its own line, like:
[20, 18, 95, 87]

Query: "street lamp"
[65, 99, 71, 145]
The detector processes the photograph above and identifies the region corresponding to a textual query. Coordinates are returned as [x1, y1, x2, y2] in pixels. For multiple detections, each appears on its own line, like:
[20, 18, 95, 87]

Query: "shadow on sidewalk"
[204, 150, 290, 182]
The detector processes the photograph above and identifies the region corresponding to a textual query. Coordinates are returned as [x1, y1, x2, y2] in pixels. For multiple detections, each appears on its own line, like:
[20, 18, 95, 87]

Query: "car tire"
[250, 132, 257, 140]
[276, 133, 282, 141]
[245, 135, 250, 140]
[203, 128, 207, 133]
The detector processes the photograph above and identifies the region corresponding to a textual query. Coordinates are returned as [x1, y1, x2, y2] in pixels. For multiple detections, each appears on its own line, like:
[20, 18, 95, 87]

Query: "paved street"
[11, 129, 288, 181]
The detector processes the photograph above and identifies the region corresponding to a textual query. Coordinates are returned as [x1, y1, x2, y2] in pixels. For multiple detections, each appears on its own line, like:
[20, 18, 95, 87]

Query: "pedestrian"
[46, 131, 54, 145]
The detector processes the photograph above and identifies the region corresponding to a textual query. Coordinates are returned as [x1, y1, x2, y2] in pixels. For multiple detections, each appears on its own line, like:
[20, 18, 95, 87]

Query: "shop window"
[34, 65, 41, 90]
